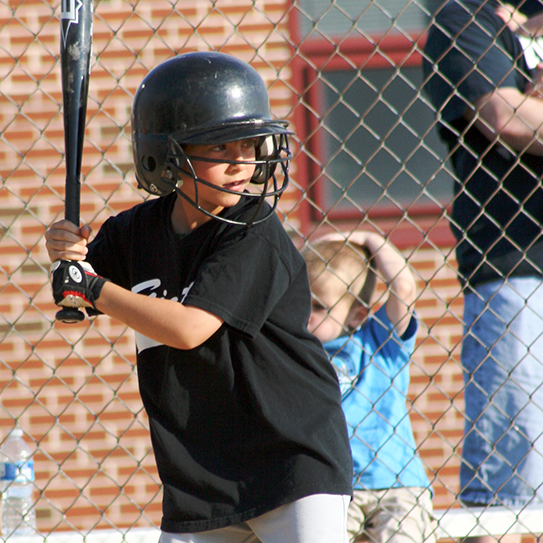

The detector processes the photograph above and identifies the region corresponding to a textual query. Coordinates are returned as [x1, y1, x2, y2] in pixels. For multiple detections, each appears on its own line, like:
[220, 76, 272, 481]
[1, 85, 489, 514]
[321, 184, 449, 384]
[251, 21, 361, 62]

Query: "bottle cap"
[10, 427, 23, 439]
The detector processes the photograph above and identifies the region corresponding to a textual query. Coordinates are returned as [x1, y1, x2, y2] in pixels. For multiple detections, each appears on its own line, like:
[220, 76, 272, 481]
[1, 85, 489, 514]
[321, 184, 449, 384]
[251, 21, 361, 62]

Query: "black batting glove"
[51, 260, 108, 312]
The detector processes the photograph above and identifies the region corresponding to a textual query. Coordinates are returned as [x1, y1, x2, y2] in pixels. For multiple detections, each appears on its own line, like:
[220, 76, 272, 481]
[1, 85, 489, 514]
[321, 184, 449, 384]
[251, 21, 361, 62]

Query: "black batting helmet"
[131, 51, 292, 226]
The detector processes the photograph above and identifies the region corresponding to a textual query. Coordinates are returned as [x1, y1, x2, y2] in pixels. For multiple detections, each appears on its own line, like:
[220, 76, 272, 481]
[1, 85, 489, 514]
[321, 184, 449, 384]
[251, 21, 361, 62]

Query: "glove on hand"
[51, 260, 108, 311]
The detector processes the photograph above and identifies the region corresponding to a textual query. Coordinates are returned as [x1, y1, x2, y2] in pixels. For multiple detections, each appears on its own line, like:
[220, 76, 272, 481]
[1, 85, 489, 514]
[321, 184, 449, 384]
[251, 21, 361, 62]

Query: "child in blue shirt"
[302, 231, 436, 543]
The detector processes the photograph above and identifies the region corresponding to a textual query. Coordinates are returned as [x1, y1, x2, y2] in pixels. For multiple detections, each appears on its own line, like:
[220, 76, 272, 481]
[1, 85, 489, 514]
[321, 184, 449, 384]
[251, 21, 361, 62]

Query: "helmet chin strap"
[246, 179, 270, 229]
[172, 176, 281, 228]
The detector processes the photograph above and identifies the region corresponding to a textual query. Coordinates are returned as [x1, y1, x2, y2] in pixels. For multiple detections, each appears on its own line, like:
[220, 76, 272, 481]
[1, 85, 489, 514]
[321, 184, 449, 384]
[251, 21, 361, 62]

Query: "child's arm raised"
[319, 231, 416, 337]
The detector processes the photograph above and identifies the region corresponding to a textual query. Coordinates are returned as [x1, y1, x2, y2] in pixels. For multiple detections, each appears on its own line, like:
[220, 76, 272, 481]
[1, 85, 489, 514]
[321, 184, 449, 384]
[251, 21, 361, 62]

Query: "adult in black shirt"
[423, 2, 543, 540]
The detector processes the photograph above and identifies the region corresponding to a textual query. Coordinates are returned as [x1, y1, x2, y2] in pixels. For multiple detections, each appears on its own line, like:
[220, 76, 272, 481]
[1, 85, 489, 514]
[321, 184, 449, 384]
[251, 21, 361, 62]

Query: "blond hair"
[302, 239, 373, 307]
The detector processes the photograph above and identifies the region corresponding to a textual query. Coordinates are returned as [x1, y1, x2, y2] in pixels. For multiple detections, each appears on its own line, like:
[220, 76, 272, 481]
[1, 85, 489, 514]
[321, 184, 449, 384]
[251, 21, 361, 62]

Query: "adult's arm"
[465, 87, 543, 155]
[495, 5, 543, 37]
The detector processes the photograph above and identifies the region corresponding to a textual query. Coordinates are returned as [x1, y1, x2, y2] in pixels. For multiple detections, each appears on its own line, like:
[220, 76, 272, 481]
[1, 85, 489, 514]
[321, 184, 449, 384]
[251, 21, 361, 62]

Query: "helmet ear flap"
[252, 135, 277, 184]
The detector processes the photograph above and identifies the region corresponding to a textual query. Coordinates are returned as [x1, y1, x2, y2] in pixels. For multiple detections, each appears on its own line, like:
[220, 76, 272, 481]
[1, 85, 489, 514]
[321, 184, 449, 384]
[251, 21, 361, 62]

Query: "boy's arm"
[96, 282, 223, 350]
[320, 231, 416, 337]
[52, 269, 223, 350]
[47, 222, 223, 350]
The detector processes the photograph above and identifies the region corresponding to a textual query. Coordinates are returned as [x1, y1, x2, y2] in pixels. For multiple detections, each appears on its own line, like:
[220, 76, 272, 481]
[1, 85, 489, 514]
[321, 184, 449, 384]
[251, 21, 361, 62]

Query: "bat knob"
[55, 307, 85, 324]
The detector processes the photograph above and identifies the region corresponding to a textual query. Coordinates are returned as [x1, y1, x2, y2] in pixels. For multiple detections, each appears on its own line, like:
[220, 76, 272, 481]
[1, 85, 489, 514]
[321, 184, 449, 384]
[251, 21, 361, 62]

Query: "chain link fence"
[0, 0, 542, 540]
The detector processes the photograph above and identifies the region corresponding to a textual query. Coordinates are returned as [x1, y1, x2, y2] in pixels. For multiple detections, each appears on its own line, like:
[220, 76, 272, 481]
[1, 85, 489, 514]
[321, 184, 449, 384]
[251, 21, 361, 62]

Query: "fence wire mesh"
[0, 0, 542, 540]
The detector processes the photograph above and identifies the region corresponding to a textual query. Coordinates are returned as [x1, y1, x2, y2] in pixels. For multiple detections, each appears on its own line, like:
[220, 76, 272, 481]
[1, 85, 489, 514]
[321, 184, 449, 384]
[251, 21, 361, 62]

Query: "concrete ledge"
[0, 528, 160, 543]
[434, 503, 543, 539]
[2, 504, 543, 542]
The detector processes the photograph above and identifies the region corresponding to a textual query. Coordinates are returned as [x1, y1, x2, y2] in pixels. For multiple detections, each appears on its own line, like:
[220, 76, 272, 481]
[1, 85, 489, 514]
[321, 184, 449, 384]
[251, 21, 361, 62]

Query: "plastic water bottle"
[0, 427, 36, 536]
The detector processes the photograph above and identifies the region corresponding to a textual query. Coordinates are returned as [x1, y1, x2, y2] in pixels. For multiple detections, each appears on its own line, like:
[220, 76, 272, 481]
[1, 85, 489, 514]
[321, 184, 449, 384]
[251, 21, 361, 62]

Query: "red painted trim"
[297, 33, 426, 69]
[305, 214, 457, 251]
[288, 29, 450, 245]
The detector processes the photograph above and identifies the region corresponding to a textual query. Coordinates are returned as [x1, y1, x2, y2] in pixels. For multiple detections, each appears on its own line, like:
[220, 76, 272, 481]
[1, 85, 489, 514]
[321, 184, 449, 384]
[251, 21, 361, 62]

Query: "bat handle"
[55, 173, 86, 324]
[55, 307, 86, 323]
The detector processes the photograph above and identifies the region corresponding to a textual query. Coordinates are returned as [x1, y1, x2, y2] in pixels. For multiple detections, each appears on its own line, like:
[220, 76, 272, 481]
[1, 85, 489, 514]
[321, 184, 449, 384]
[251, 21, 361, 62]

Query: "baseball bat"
[56, 0, 93, 324]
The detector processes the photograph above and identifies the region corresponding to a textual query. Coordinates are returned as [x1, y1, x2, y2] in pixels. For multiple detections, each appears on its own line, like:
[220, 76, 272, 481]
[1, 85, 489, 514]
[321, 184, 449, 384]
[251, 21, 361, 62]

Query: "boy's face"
[308, 273, 357, 344]
[181, 139, 257, 214]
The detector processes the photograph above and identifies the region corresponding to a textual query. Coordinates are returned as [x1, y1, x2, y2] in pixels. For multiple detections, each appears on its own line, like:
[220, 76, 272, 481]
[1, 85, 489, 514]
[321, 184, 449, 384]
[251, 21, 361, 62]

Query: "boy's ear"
[346, 302, 369, 331]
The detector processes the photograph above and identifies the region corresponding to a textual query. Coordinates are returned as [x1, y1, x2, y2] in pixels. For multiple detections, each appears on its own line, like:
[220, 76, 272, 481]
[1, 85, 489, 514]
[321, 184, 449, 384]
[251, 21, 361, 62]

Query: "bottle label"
[0, 461, 34, 482]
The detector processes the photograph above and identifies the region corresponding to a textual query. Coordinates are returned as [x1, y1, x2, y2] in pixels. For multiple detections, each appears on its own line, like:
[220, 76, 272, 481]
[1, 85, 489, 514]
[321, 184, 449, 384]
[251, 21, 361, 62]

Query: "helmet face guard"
[131, 52, 293, 227]
[160, 133, 291, 227]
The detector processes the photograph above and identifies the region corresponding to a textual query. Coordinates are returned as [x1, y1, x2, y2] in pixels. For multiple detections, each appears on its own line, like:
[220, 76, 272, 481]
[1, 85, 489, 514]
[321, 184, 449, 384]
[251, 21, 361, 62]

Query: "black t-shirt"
[423, 0, 543, 287]
[86, 193, 353, 533]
